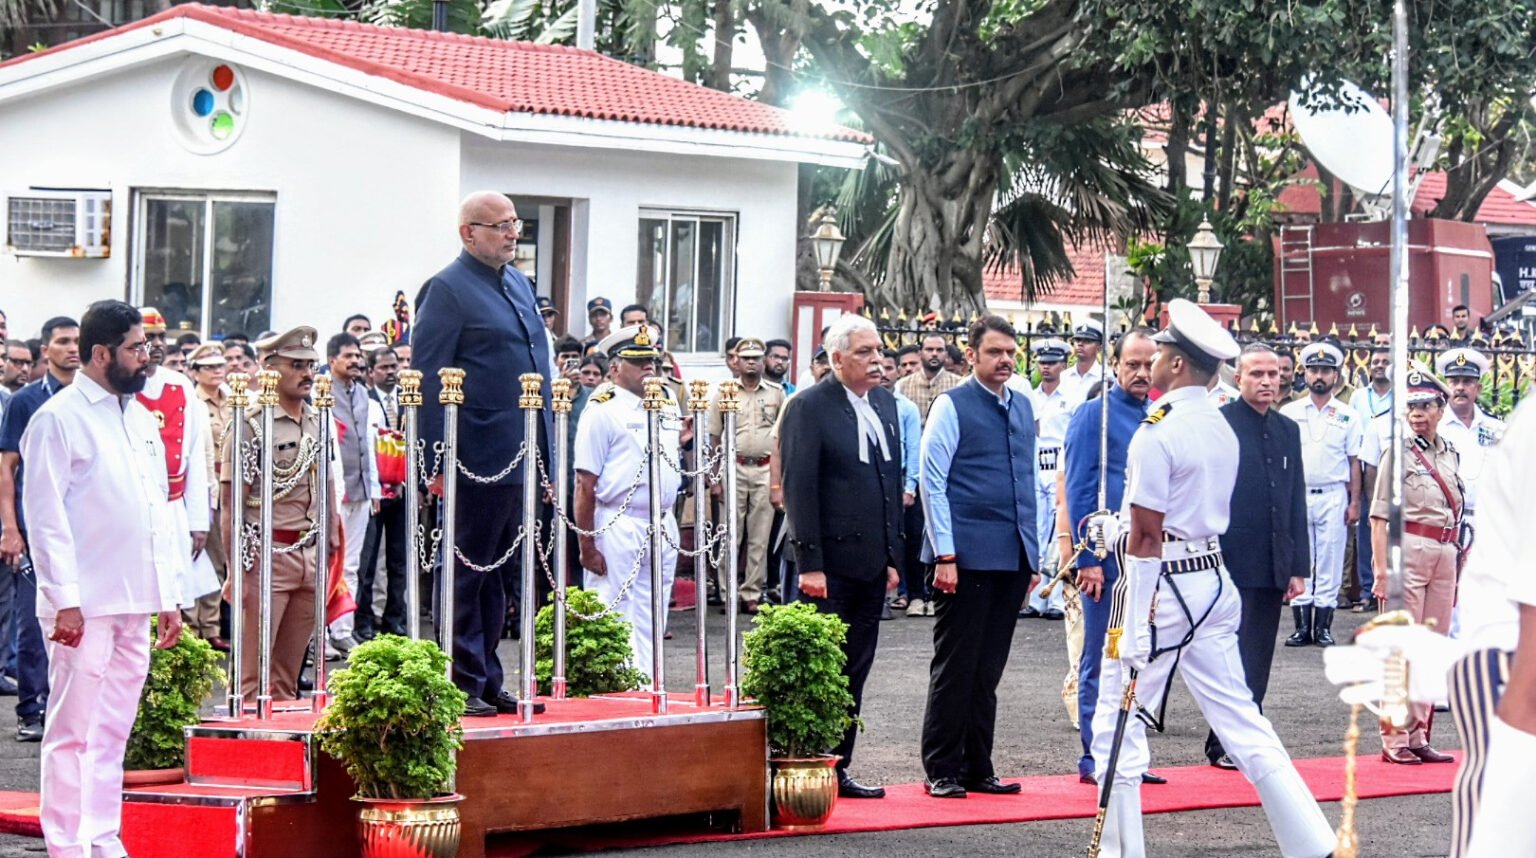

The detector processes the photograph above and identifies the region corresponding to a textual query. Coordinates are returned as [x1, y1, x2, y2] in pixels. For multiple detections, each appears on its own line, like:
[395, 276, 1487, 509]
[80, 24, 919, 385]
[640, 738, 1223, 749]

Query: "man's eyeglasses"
[118, 340, 150, 356]
[469, 219, 524, 234]
[4, 356, 32, 367]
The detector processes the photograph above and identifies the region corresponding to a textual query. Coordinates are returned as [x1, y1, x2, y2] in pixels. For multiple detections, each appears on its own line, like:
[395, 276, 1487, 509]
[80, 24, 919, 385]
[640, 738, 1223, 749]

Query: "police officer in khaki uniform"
[1370, 364, 1462, 765]
[710, 337, 785, 613]
[220, 326, 339, 701]
[187, 342, 231, 649]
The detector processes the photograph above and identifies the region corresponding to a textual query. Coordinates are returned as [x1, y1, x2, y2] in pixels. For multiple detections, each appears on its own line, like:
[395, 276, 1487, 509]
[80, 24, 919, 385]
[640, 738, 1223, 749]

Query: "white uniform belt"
[599, 503, 675, 521]
[1306, 483, 1346, 495]
[1160, 535, 1221, 560]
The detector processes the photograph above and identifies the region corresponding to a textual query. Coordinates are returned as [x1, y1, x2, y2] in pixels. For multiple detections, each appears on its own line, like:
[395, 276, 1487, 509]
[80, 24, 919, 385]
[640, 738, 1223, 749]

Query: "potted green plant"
[315, 635, 467, 858]
[740, 602, 854, 829]
[123, 621, 223, 785]
[533, 587, 648, 697]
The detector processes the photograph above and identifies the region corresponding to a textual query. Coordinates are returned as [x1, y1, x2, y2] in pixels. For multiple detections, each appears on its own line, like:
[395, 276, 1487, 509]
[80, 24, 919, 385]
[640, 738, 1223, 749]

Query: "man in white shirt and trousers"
[1089, 300, 1333, 858]
[1279, 341, 1363, 648]
[21, 300, 184, 858]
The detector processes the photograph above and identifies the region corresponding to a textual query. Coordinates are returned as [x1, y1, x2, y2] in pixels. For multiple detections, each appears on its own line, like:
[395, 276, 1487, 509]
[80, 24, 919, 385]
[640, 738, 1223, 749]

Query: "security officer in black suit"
[1207, 342, 1310, 769]
[779, 314, 903, 799]
[414, 190, 553, 717]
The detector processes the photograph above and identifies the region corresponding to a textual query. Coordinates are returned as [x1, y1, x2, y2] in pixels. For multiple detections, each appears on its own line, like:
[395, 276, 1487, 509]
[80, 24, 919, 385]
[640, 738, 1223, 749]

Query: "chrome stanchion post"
[399, 369, 424, 640]
[255, 369, 280, 721]
[518, 373, 544, 722]
[310, 375, 334, 712]
[225, 372, 250, 718]
[718, 379, 742, 708]
[549, 378, 575, 701]
[687, 378, 712, 708]
[438, 368, 465, 681]
[643, 377, 668, 715]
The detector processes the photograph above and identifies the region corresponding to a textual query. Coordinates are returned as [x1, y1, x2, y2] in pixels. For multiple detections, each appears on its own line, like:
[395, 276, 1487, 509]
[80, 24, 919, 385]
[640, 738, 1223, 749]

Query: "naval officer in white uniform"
[574, 323, 684, 681]
[1280, 341, 1363, 647]
[1023, 337, 1074, 619]
[1089, 299, 1333, 858]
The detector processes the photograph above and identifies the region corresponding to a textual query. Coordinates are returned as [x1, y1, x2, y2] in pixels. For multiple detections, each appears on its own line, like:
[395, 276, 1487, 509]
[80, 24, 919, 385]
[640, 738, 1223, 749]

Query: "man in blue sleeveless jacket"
[918, 316, 1039, 798]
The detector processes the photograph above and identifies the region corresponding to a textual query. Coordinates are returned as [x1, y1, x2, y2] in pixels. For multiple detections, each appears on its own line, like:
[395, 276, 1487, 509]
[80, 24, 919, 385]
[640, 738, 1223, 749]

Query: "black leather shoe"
[1210, 754, 1238, 771]
[16, 718, 42, 742]
[838, 776, 886, 799]
[492, 690, 546, 715]
[1141, 772, 1167, 784]
[962, 776, 1021, 794]
[1018, 606, 1042, 619]
[1079, 773, 1097, 785]
[0, 674, 17, 696]
[1041, 609, 1065, 621]
[1381, 747, 1422, 765]
[1313, 608, 1337, 647]
[925, 777, 967, 798]
[1284, 605, 1313, 647]
[1407, 744, 1455, 763]
[463, 696, 498, 718]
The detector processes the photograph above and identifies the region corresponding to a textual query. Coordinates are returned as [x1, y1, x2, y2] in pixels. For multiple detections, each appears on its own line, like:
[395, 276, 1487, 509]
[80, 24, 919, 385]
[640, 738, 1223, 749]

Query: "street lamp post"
[808, 206, 847, 291]
[1187, 219, 1224, 304]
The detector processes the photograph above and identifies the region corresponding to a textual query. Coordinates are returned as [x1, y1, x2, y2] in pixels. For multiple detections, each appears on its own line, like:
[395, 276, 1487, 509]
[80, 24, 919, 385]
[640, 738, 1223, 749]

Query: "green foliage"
[740, 602, 853, 759]
[533, 588, 648, 697]
[315, 636, 466, 799]
[124, 624, 224, 771]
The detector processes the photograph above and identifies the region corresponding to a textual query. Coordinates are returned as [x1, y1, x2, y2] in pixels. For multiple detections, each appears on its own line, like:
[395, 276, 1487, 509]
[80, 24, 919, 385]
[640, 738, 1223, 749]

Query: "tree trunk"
[877, 154, 999, 315]
[705, 0, 734, 92]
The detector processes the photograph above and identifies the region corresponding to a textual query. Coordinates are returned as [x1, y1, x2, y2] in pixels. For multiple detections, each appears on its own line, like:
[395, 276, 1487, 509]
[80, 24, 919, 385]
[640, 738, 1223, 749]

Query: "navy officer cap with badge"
[1031, 337, 1071, 364]
[1405, 361, 1451, 405]
[1435, 347, 1489, 379]
[598, 323, 663, 361]
[1299, 341, 1346, 370]
[1150, 298, 1240, 373]
[1072, 318, 1104, 341]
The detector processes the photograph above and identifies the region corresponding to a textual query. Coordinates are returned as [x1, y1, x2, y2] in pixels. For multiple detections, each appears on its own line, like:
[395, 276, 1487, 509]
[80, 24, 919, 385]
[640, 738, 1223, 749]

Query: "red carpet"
[486, 753, 1459, 855]
[0, 753, 1456, 848]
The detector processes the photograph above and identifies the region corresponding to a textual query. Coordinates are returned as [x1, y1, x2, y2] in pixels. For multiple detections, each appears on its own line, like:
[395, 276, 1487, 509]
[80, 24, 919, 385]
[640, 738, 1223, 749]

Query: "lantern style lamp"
[809, 207, 847, 291]
[1187, 219, 1224, 304]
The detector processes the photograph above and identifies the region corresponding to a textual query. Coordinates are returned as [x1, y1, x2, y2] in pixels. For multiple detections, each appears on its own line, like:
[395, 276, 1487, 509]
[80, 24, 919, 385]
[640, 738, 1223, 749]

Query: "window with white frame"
[133, 192, 276, 338]
[636, 211, 735, 354]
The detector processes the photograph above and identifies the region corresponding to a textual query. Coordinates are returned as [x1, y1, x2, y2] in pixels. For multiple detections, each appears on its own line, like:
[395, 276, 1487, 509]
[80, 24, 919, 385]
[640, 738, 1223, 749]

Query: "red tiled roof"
[1275, 164, 1536, 226]
[0, 4, 871, 144]
[984, 242, 1109, 307]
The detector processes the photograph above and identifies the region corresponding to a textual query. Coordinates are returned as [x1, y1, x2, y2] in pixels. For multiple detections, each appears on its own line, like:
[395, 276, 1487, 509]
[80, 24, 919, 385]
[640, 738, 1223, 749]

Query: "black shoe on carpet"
[492, 690, 545, 715]
[925, 777, 967, 798]
[963, 776, 1021, 794]
[1142, 772, 1167, 784]
[1210, 754, 1238, 771]
[838, 776, 886, 799]
[1079, 773, 1096, 785]
[464, 696, 498, 717]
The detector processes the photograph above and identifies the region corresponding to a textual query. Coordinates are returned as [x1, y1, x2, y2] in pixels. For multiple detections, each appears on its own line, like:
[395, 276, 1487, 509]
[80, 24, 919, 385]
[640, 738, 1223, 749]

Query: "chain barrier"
[536, 447, 650, 539]
[454, 526, 525, 573]
[656, 436, 727, 480]
[415, 439, 444, 486]
[238, 522, 318, 572]
[415, 523, 443, 580]
[456, 443, 528, 485]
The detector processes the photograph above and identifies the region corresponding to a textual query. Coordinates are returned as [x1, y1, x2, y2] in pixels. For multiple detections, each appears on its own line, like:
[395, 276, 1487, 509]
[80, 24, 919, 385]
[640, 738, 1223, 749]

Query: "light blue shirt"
[893, 390, 921, 495]
[919, 382, 1012, 558]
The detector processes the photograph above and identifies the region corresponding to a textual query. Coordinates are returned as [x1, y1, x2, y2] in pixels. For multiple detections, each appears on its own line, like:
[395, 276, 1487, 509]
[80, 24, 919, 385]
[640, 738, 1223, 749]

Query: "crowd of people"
[0, 188, 1532, 858]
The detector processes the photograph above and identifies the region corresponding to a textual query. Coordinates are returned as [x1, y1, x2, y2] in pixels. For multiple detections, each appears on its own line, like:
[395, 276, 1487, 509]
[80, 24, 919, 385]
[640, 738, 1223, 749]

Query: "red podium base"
[119, 693, 768, 858]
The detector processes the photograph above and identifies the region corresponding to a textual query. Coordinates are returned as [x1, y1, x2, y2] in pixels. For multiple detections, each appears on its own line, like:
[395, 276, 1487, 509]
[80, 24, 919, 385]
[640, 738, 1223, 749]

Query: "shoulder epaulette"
[1142, 403, 1173, 425]
[761, 379, 784, 391]
[591, 389, 616, 404]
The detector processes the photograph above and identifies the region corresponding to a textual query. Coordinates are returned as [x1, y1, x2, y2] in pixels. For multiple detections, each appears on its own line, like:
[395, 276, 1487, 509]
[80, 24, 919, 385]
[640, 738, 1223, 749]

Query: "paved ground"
[0, 593, 1458, 856]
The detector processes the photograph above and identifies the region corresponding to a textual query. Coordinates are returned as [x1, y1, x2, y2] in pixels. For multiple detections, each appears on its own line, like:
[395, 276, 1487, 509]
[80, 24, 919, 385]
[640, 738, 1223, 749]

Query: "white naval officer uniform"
[1026, 380, 1074, 614]
[1091, 303, 1333, 858]
[574, 383, 682, 682]
[1279, 393, 1363, 610]
[21, 372, 184, 858]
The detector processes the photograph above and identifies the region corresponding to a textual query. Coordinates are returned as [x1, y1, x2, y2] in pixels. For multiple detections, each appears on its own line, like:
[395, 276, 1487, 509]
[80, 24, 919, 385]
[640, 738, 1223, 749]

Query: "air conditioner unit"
[5, 190, 112, 258]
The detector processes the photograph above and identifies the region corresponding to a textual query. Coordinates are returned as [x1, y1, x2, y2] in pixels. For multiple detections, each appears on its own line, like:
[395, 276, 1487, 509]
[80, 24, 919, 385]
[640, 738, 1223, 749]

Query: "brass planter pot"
[355, 793, 462, 858]
[770, 755, 839, 829]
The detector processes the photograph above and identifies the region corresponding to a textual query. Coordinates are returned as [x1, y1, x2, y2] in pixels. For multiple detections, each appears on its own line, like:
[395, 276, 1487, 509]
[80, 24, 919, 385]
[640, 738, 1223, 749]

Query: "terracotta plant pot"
[769, 755, 839, 829]
[122, 767, 184, 787]
[355, 793, 462, 858]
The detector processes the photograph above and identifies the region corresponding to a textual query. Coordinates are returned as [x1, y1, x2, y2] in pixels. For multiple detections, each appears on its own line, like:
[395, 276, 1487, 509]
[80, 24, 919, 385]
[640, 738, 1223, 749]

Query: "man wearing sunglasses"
[415, 191, 553, 717]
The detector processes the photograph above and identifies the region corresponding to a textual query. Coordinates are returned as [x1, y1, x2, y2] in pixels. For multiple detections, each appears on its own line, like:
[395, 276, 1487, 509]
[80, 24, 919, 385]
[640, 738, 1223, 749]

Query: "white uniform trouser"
[1027, 476, 1064, 612]
[328, 499, 373, 639]
[583, 506, 678, 682]
[41, 613, 152, 858]
[1296, 484, 1347, 608]
[1090, 565, 1333, 858]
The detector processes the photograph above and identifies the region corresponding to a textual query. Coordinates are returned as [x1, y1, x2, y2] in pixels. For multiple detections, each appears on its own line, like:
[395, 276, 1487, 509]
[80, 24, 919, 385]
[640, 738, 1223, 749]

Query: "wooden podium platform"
[121, 693, 769, 858]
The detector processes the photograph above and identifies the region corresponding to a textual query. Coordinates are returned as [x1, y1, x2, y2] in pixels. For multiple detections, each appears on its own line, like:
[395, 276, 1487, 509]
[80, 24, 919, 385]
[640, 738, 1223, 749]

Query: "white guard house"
[0, 4, 867, 364]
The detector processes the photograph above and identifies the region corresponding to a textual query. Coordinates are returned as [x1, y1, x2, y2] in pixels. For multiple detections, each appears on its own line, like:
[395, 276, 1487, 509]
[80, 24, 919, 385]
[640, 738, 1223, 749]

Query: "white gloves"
[1322, 622, 1465, 707]
[1086, 511, 1121, 560]
[1117, 554, 1160, 671]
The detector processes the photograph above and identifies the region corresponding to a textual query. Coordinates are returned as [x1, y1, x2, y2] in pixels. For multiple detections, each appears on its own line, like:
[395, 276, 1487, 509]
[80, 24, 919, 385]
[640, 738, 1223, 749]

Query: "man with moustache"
[136, 309, 219, 635]
[763, 339, 796, 394]
[0, 316, 80, 742]
[357, 346, 409, 640]
[1280, 342, 1363, 648]
[220, 327, 341, 700]
[918, 316, 1039, 798]
[21, 300, 184, 857]
[779, 313, 903, 799]
[896, 334, 963, 423]
[1021, 338, 1073, 621]
[1062, 329, 1160, 785]
[324, 333, 381, 655]
[1205, 344, 1310, 770]
[223, 341, 259, 378]
[415, 190, 552, 717]
[1436, 348, 1504, 521]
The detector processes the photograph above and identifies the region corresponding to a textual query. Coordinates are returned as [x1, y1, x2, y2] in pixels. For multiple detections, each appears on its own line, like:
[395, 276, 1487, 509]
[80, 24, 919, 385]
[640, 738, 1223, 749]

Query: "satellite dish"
[1289, 80, 1395, 204]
